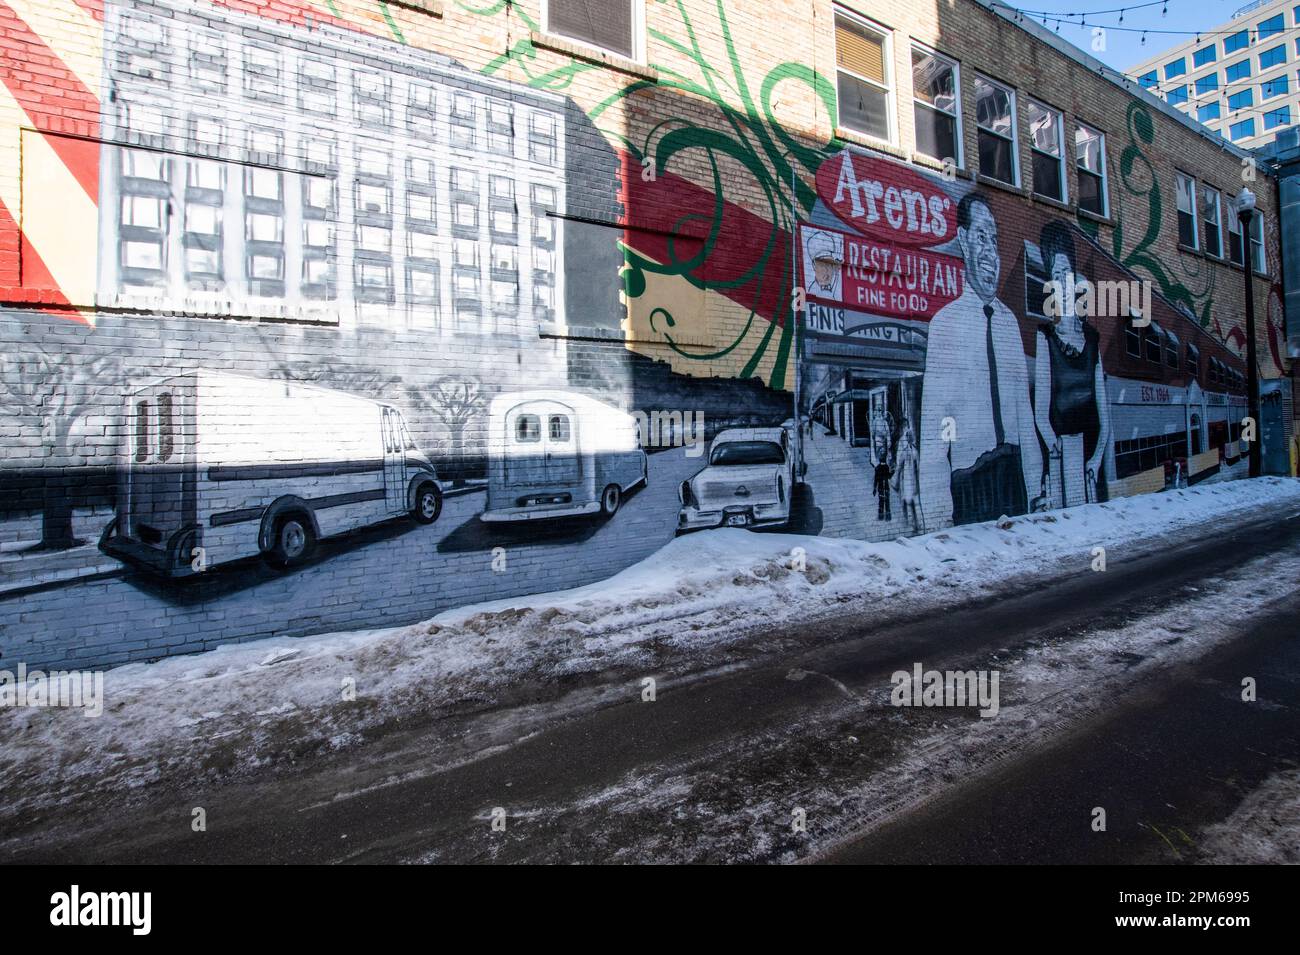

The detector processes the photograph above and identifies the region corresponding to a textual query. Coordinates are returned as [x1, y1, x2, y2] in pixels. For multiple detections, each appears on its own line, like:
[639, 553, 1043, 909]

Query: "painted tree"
[0, 345, 122, 550]
[415, 377, 489, 485]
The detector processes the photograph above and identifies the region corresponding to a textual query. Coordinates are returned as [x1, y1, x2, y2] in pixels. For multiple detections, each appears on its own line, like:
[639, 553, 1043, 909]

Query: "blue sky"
[993, 0, 1257, 71]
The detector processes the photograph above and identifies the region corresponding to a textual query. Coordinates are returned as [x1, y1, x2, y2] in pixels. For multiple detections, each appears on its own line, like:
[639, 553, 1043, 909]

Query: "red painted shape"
[815, 151, 956, 250]
[70, 0, 104, 23]
[617, 149, 789, 326]
[0, 0, 101, 200]
[803, 223, 962, 322]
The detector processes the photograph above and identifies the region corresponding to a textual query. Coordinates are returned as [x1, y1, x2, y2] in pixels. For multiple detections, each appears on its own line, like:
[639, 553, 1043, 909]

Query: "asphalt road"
[4, 505, 1299, 864]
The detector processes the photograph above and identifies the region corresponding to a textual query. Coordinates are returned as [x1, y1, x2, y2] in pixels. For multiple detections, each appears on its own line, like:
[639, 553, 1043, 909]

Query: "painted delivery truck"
[481, 390, 648, 522]
[100, 372, 442, 576]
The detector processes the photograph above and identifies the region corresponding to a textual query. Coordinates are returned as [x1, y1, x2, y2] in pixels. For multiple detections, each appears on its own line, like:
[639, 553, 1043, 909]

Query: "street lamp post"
[1235, 187, 1262, 479]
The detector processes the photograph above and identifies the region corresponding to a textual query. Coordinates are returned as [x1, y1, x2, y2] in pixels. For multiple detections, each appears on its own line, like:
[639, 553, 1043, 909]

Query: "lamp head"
[1236, 187, 1256, 217]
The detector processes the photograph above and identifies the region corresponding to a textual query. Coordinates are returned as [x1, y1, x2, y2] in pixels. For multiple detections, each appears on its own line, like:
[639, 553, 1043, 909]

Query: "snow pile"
[1198, 769, 1300, 864]
[2, 477, 1297, 813]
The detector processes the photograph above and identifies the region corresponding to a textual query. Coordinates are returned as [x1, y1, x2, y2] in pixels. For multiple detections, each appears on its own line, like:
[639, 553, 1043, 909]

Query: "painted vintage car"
[677, 426, 800, 532]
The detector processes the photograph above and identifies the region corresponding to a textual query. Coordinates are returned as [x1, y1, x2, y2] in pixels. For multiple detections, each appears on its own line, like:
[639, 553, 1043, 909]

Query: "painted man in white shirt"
[917, 192, 1041, 530]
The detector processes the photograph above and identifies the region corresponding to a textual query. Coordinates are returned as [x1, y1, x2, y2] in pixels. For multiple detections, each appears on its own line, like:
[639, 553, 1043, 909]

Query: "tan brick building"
[0, 0, 1292, 668]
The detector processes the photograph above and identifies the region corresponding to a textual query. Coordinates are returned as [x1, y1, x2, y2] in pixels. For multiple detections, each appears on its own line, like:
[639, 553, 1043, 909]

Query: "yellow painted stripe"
[5, 0, 103, 98]
[20, 127, 98, 306]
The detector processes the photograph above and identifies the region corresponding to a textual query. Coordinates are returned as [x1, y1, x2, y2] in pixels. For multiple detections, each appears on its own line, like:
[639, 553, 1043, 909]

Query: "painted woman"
[1033, 222, 1111, 508]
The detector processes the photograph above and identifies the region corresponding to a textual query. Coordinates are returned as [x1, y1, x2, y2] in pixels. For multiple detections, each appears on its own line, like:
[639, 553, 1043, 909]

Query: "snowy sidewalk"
[2, 477, 1298, 814]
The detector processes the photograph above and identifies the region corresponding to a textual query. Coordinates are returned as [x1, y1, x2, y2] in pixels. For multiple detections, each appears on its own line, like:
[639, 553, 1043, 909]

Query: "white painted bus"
[481, 390, 647, 522]
[100, 372, 442, 577]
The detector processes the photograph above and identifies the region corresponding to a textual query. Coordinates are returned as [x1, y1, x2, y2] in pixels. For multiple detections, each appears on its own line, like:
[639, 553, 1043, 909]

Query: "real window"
[1193, 45, 1217, 68]
[1200, 184, 1222, 257]
[1258, 13, 1285, 39]
[1225, 30, 1249, 54]
[1195, 73, 1219, 95]
[1263, 74, 1290, 98]
[1164, 57, 1187, 79]
[1026, 99, 1065, 201]
[1138, 70, 1158, 89]
[912, 45, 961, 165]
[1260, 44, 1287, 70]
[1175, 171, 1198, 248]
[975, 74, 1017, 185]
[1249, 211, 1265, 273]
[834, 9, 893, 143]
[1225, 59, 1252, 82]
[1076, 124, 1107, 217]
[1264, 104, 1291, 128]
[1227, 88, 1254, 111]
[1198, 101, 1222, 122]
[545, 0, 641, 61]
[1229, 117, 1256, 140]
[1227, 207, 1245, 265]
[1166, 84, 1188, 106]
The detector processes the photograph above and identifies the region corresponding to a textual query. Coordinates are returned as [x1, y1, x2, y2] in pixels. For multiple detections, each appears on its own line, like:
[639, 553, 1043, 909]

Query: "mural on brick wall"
[0, 0, 1267, 669]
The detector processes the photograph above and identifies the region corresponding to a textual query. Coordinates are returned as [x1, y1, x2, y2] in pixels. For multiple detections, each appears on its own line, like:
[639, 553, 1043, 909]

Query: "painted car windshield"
[709, 441, 784, 466]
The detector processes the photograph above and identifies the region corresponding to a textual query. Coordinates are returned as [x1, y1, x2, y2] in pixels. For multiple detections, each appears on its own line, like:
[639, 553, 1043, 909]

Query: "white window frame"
[1025, 97, 1067, 203]
[1175, 170, 1199, 250]
[542, 0, 646, 63]
[1074, 122, 1108, 218]
[910, 41, 963, 168]
[974, 72, 1019, 187]
[1249, 211, 1266, 275]
[1200, 184, 1222, 258]
[832, 5, 897, 147]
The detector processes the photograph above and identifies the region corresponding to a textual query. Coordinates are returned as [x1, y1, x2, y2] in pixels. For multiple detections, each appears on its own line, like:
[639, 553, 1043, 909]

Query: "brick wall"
[0, 0, 1290, 669]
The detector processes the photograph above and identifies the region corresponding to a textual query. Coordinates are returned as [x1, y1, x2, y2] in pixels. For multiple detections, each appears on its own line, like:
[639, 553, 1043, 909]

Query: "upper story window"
[1175, 171, 1198, 249]
[1229, 117, 1257, 140]
[544, 0, 643, 61]
[975, 73, 1017, 185]
[1263, 74, 1290, 98]
[1224, 30, 1249, 54]
[1026, 99, 1065, 202]
[1166, 85, 1188, 106]
[911, 44, 961, 165]
[1225, 59, 1252, 82]
[1260, 44, 1287, 70]
[1265, 104, 1292, 129]
[1195, 73, 1219, 95]
[1249, 209, 1266, 274]
[1227, 204, 1245, 265]
[1075, 123, 1107, 217]
[1193, 45, 1217, 68]
[1228, 88, 1255, 111]
[1164, 57, 1187, 79]
[1198, 101, 1221, 122]
[1200, 184, 1222, 257]
[1257, 13, 1285, 40]
[834, 8, 893, 143]
[1138, 70, 1158, 89]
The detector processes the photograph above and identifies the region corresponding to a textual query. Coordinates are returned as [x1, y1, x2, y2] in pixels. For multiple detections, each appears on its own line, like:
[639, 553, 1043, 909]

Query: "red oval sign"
[816, 151, 955, 250]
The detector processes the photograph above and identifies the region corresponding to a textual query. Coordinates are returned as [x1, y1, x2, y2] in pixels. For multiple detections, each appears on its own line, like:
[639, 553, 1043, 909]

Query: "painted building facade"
[0, 0, 1292, 668]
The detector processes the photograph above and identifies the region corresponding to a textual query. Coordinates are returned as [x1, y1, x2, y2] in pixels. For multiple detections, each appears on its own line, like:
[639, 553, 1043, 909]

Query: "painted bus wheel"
[600, 484, 621, 518]
[412, 482, 442, 525]
[267, 514, 316, 568]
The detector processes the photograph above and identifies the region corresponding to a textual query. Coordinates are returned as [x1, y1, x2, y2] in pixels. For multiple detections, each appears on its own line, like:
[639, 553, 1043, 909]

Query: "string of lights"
[989, 0, 1300, 44]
